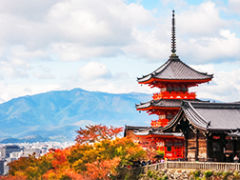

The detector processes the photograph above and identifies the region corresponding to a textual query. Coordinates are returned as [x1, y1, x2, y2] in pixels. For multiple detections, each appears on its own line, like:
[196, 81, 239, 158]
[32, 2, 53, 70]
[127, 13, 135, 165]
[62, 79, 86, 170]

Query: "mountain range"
[0, 88, 152, 142]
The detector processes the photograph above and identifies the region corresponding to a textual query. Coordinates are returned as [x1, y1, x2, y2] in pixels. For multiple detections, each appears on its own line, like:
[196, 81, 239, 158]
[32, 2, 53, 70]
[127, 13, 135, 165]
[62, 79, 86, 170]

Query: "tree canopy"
[3, 125, 146, 180]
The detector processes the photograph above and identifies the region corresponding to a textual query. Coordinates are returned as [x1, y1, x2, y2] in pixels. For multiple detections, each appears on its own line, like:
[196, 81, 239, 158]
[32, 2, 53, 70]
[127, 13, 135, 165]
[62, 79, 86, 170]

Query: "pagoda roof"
[137, 55, 213, 84]
[136, 98, 202, 110]
[163, 101, 240, 132]
[124, 125, 183, 137]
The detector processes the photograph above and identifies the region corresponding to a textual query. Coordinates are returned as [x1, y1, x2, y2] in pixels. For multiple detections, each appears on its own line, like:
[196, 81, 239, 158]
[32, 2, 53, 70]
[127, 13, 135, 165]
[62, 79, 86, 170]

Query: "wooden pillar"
[184, 129, 189, 161]
[220, 134, 226, 162]
[195, 130, 199, 161]
[181, 117, 189, 161]
[207, 134, 212, 161]
[184, 136, 188, 160]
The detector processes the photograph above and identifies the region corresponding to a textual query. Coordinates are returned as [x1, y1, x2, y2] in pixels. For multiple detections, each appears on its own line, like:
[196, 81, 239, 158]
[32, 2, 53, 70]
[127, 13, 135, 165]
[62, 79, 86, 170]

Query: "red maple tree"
[75, 124, 123, 144]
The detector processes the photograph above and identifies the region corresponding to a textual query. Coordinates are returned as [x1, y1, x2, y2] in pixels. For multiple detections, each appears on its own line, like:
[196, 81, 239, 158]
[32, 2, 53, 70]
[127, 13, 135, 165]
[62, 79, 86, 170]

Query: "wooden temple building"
[124, 10, 214, 160]
[125, 10, 240, 162]
[162, 101, 240, 162]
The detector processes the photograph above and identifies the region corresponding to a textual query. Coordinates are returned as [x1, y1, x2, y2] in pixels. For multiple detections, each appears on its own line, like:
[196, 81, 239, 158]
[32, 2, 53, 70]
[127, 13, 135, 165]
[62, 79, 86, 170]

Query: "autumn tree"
[7, 154, 52, 179]
[6, 125, 146, 180]
[75, 124, 123, 144]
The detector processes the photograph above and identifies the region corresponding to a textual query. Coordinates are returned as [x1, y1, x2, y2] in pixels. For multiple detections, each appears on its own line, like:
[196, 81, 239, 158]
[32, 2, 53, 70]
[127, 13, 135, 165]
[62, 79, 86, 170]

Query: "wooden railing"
[144, 161, 240, 171]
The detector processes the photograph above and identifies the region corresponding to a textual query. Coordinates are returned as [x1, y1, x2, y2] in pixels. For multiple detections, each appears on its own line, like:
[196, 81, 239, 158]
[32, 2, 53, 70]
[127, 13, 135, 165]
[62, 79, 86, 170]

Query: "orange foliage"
[6, 125, 145, 180]
[85, 157, 120, 180]
[62, 169, 85, 180]
[75, 124, 123, 144]
[51, 149, 69, 169]
[0, 176, 26, 180]
[42, 168, 85, 180]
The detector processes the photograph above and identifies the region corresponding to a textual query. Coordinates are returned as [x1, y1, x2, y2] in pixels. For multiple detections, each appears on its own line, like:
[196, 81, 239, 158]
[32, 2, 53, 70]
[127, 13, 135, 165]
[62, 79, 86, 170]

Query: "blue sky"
[0, 0, 239, 102]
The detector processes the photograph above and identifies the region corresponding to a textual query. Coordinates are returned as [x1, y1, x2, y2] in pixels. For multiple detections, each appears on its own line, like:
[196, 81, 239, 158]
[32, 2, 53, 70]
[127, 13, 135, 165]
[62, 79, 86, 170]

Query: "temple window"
[167, 85, 172, 92]
[167, 146, 172, 152]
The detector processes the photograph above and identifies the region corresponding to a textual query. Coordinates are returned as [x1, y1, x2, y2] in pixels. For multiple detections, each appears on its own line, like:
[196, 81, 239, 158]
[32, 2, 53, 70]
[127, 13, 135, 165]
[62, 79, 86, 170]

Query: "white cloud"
[0, 0, 238, 104]
[73, 120, 95, 127]
[121, 1, 240, 63]
[0, 0, 154, 62]
[123, 28, 170, 60]
[178, 2, 226, 36]
[0, 0, 237, 64]
[0, 45, 48, 79]
[45, 0, 155, 60]
[32, 66, 55, 80]
[161, 0, 187, 7]
[51, 43, 121, 61]
[228, 0, 240, 15]
[191, 62, 240, 102]
[78, 62, 112, 80]
[0, 58, 30, 79]
[172, 1, 240, 63]
[0, 83, 61, 103]
[0, 0, 58, 20]
[180, 29, 240, 63]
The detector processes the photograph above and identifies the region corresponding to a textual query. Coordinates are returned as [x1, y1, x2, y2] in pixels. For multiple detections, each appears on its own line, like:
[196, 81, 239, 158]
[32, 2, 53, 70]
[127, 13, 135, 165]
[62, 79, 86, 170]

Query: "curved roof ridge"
[184, 101, 209, 129]
[161, 108, 184, 131]
[189, 101, 240, 109]
[175, 58, 213, 77]
[154, 58, 173, 74]
[137, 58, 171, 81]
[163, 101, 240, 132]
[137, 56, 213, 83]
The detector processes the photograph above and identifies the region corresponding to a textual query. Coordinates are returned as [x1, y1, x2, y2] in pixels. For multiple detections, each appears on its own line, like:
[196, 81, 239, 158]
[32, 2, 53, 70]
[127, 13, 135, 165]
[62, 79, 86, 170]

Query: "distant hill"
[0, 88, 152, 142]
[0, 135, 50, 143]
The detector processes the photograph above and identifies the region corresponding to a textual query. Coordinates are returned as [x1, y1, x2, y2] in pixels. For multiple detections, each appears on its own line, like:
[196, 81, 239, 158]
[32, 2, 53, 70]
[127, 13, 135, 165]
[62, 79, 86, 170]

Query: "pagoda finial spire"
[171, 10, 176, 55]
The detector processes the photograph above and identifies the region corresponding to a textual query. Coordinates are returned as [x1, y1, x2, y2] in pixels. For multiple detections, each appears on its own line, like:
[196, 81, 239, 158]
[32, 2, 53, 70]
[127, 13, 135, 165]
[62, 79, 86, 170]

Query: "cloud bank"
[0, 0, 238, 102]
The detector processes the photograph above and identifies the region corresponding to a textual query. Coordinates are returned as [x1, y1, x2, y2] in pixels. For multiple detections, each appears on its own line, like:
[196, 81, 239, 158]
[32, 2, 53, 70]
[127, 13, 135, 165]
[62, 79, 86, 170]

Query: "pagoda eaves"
[136, 99, 201, 111]
[137, 55, 213, 87]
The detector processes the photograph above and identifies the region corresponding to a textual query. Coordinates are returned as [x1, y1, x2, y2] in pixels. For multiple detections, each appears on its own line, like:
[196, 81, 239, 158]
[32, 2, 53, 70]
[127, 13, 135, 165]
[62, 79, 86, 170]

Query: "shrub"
[162, 174, 168, 180]
[194, 170, 201, 178]
[147, 170, 154, 178]
[233, 171, 240, 179]
[204, 170, 213, 178]
[222, 171, 232, 180]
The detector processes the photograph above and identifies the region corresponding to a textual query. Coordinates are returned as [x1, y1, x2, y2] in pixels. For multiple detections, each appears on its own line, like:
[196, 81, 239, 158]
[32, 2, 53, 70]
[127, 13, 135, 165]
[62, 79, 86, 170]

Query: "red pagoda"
[125, 10, 213, 160]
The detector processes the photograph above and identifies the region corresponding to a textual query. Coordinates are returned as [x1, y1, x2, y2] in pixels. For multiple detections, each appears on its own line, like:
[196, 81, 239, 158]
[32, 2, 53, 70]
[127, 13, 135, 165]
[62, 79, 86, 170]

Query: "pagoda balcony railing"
[143, 161, 240, 172]
[151, 119, 169, 127]
[152, 91, 196, 100]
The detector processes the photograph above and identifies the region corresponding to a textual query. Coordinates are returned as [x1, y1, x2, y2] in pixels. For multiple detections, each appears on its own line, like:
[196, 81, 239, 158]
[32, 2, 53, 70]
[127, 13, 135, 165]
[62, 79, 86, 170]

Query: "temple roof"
[137, 55, 213, 83]
[124, 125, 183, 137]
[136, 98, 201, 110]
[135, 131, 183, 137]
[164, 101, 240, 131]
[125, 125, 152, 131]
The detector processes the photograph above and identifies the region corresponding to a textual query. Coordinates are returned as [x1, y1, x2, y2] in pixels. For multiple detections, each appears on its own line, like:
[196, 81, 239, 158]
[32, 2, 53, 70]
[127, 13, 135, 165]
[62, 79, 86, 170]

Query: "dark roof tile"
[138, 55, 213, 83]
[136, 99, 202, 109]
[173, 101, 240, 131]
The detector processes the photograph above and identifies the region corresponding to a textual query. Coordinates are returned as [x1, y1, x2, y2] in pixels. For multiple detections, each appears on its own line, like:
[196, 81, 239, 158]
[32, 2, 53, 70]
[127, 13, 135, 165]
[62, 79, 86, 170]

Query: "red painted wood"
[139, 77, 212, 86]
[136, 134, 185, 160]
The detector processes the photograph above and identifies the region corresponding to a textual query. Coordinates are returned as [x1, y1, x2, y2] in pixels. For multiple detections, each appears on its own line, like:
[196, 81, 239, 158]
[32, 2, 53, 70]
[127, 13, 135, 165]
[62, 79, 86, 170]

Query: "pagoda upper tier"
[137, 55, 213, 88]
